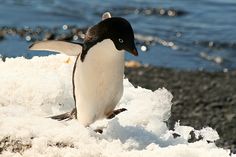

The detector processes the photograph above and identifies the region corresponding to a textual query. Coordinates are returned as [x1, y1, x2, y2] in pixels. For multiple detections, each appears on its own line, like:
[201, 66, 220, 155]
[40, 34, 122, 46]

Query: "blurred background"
[0, 0, 236, 152]
[0, 0, 236, 71]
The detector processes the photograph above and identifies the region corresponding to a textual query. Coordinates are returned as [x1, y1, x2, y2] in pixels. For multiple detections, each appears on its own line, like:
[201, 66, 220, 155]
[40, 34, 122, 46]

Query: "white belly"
[74, 39, 125, 126]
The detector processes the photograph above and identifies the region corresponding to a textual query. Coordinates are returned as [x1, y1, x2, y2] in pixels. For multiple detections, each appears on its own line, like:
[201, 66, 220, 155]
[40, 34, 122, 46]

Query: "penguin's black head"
[99, 17, 138, 56]
[83, 17, 138, 58]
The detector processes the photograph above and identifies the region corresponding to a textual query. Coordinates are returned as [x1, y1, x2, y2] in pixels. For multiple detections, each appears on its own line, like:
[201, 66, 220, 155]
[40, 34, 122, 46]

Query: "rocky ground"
[125, 65, 236, 153]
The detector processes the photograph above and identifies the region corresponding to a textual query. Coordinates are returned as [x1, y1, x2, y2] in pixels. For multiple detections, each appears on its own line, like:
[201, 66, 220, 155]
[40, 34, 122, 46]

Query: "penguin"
[29, 12, 138, 127]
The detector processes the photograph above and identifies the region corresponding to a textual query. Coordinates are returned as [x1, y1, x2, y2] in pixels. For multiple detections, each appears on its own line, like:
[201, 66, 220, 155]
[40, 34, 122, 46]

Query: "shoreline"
[125, 64, 236, 153]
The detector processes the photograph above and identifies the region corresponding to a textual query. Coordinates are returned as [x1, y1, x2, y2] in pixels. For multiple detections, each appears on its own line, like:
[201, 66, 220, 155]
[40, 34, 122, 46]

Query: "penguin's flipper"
[29, 41, 82, 56]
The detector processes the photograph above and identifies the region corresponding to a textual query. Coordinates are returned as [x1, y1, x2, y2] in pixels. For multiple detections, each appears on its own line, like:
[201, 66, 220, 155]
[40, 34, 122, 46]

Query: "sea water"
[0, 0, 235, 71]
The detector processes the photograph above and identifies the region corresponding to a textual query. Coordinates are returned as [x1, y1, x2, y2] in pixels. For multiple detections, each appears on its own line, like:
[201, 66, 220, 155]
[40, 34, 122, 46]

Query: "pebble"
[125, 60, 141, 68]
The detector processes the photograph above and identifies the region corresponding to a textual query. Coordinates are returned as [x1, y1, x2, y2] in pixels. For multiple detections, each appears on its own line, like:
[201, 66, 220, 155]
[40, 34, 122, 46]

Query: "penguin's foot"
[107, 108, 127, 119]
[49, 108, 76, 121]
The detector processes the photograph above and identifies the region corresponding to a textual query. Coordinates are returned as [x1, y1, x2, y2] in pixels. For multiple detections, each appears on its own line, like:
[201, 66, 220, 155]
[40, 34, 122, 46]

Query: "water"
[0, 0, 236, 71]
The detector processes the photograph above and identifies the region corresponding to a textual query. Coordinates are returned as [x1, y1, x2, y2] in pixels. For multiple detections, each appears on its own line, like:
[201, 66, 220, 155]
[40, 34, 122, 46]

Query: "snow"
[0, 54, 233, 156]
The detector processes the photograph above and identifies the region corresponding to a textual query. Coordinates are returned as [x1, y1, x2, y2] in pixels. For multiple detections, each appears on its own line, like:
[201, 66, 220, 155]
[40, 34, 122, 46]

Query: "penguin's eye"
[118, 38, 124, 43]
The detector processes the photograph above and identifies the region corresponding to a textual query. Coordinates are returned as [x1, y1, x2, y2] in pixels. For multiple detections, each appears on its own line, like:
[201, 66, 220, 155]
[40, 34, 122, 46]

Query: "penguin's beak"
[129, 47, 138, 56]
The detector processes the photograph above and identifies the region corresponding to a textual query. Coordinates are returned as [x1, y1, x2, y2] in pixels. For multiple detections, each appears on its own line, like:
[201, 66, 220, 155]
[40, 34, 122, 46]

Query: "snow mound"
[0, 55, 233, 156]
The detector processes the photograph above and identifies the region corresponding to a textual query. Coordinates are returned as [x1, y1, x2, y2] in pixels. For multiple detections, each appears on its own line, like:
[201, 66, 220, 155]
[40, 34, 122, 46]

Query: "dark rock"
[0, 33, 4, 41]
[188, 130, 203, 143]
[172, 133, 181, 138]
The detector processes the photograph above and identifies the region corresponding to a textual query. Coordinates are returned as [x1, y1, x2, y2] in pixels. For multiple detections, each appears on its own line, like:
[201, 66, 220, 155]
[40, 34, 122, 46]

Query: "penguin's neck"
[77, 39, 125, 92]
[80, 39, 125, 70]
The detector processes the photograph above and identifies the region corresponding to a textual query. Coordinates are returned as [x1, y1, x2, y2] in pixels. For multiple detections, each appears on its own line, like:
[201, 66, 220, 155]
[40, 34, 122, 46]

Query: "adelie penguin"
[29, 12, 138, 127]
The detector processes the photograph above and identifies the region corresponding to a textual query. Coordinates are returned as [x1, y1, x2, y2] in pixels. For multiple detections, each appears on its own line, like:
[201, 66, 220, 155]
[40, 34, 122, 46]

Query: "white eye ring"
[118, 38, 124, 43]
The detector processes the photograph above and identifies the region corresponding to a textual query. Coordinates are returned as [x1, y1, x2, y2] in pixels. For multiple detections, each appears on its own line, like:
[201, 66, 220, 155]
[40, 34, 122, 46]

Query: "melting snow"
[0, 54, 233, 156]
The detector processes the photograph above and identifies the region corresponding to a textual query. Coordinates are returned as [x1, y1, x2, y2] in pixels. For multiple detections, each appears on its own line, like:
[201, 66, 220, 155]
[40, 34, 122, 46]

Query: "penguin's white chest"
[74, 39, 125, 126]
